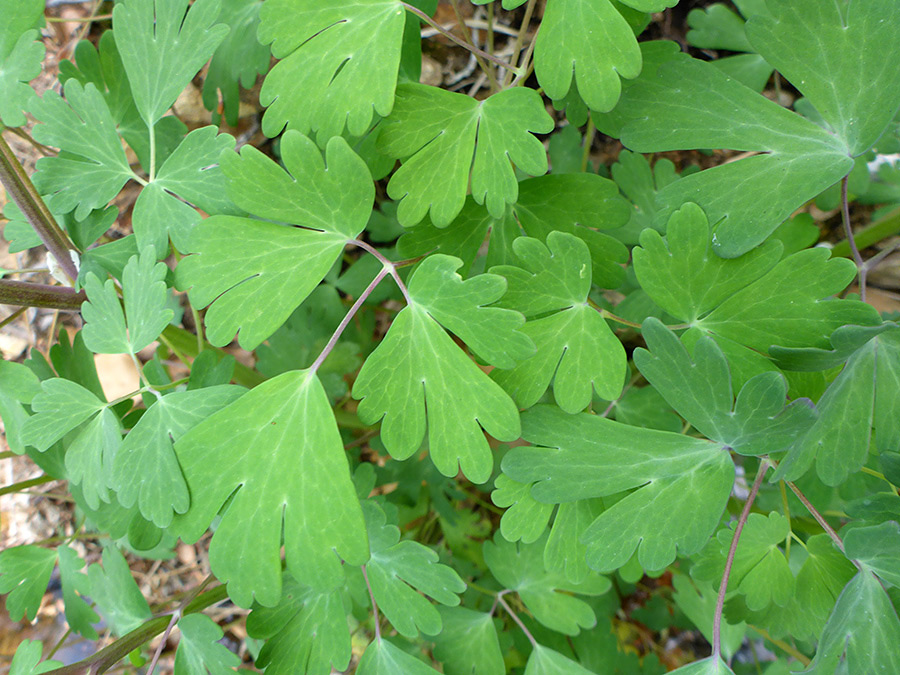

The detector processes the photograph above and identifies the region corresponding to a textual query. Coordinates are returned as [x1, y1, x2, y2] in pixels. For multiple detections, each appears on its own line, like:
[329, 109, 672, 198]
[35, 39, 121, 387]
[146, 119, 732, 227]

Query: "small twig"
[46, 13, 113, 22]
[712, 460, 769, 659]
[0, 307, 28, 330]
[840, 175, 866, 302]
[0, 474, 56, 497]
[145, 575, 214, 675]
[496, 592, 537, 647]
[361, 565, 381, 641]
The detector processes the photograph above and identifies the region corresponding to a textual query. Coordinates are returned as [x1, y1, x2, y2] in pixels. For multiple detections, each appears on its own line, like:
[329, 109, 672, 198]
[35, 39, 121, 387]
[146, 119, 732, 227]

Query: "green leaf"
[173, 370, 369, 607]
[21, 378, 107, 452]
[687, 4, 753, 52]
[666, 657, 735, 675]
[174, 614, 240, 675]
[544, 500, 604, 585]
[844, 522, 900, 588]
[247, 574, 352, 675]
[432, 607, 505, 675]
[379, 84, 554, 226]
[502, 406, 734, 572]
[609, 150, 679, 245]
[491, 232, 627, 411]
[132, 126, 237, 254]
[492, 474, 554, 545]
[0, 546, 57, 622]
[746, 0, 900, 156]
[356, 638, 441, 675]
[9, 640, 63, 675]
[353, 303, 521, 484]
[258, 0, 405, 139]
[672, 575, 745, 661]
[57, 545, 100, 640]
[523, 643, 597, 675]
[86, 545, 152, 635]
[30, 81, 136, 220]
[483, 532, 610, 636]
[112, 386, 244, 527]
[634, 318, 817, 456]
[405, 255, 533, 369]
[82, 247, 175, 355]
[363, 501, 466, 637]
[0, 360, 42, 455]
[202, 0, 271, 127]
[64, 406, 121, 510]
[176, 131, 372, 350]
[0, 28, 44, 128]
[113, 0, 228, 126]
[802, 570, 900, 674]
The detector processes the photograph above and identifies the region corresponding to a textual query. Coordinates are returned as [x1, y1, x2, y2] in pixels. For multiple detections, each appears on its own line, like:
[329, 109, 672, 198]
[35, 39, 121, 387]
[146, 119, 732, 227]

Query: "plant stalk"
[0, 279, 86, 310]
[840, 175, 866, 302]
[0, 474, 56, 497]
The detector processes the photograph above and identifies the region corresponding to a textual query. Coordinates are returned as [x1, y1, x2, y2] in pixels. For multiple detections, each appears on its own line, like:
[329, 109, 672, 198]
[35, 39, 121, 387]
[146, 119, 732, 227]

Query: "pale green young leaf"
[0, 360, 42, 455]
[353, 304, 520, 484]
[202, 0, 271, 127]
[406, 255, 533, 369]
[21, 378, 106, 452]
[29, 81, 135, 219]
[64, 406, 120, 510]
[258, 0, 405, 139]
[523, 643, 597, 675]
[247, 574, 352, 675]
[379, 84, 553, 226]
[57, 546, 100, 640]
[86, 545, 152, 635]
[747, 0, 900, 156]
[0, 546, 57, 622]
[802, 570, 900, 674]
[173, 370, 369, 607]
[490, 233, 627, 410]
[112, 386, 244, 527]
[174, 614, 240, 675]
[356, 638, 440, 675]
[9, 640, 63, 675]
[176, 131, 372, 350]
[363, 501, 466, 637]
[133, 126, 237, 254]
[113, 0, 228, 126]
[844, 522, 900, 588]
[502, 406, 734, 572]
[432, 607, 505, 675]
[483, 532, 610, 636]
[492, 475, 554, 545]
[0, 29, 44, 128]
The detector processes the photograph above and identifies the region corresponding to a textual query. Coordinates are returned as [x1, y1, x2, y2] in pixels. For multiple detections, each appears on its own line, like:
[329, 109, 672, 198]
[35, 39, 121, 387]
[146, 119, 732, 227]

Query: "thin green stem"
[840, 175, 866, 301]
[0, 474, 56, 497]
[0, 306, 27, 330]
[503, 0, 538, 87]
[46, 13, 113, 22]
[596, 306, 690, 331]
[748, 624, 811, 667]
[580, 117, 595, 173]
[779, 480, 791, 561]
[786, 480, 855, 565]
[0, 451, 16, 460]
[148, 122, 157, 183]
[486, 3, 495, 61]
[361, 565, 381, 641]
[449, 0, 500, 92]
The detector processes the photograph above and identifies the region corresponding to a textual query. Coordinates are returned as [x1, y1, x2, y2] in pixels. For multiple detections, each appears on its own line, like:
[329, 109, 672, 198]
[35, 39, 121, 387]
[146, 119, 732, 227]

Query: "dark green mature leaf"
[173, 370, 369, 607]
[247, 574, 351, 675]
[259, 0, 405, 139]
[502, 406, 734, 572]
[57, 546, 100, 640]
[176, 131, 373, 350]
[634, 318, 816, 456]
[802, 570, 900, 674]
[491, 232, 626, 411]
[432, 607, 505, 675]
[86, 545, 152, 635]
[356, 638, 440, 675]
[523, 643, 597, 675]
[113, 386, 244, 527]
[746, 0, 900, 156]
[379, 84, 554, 226]
[9, 640, 62, 675]
[0, 360, 41, 455]
[82, 247, 174, 355]
[202, 0, 270, 126]
[30, 81, 136, 219]
[364, 501, 466, 637]
[113, 0, 228, 126]
[174, 614, 240, 675]
[353, 303, 521, 484]
[844, 522, 900, 588]
[483, 532, 610, 635]
[0, 546, 56, 622]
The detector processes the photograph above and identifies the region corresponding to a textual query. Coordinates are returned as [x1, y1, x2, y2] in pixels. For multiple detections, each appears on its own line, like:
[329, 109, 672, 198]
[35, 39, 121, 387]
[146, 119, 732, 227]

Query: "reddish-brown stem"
[497, 592, 537, 647]
[0, 279, 86, 310]
[785, 481, 858, 568]
[841, 175, 866, 302]
[361, 565, 381, 641]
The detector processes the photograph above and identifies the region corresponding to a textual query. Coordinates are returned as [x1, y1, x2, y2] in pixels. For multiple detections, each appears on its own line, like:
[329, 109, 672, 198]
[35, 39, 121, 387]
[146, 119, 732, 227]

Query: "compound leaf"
[0, 546, 57, 622]
[353, 304, 521, 484]
[247, 574, 352, 675]
[492, 474, 554, 545]
[21, 378, 106, 452]
[523, 643, 597, 675]
[176, 131, 372, 350]
[432, 607, 505, 675]
[174, 614, 240, 675]
[173, 370, 369, 607]
[258, 0, 405, 139]
[86, 545, 152, 635]
[380, 84, 553, 226]
[363, 501, 466, 637]
[112, 386, 245, 527]
[0, 360, 42, 455]
[113, 0, 228, 126]
[844, 522, 900, 588]
[57, 546, 100, 640]
[64, 406, 120, 510]
[9, 640, 62, 675]
[544, 499, 604, 585]
[356, 638, 440, 675]
[0, 27, 44, 128]
[483, 532, 610, 636]
[82, 247, 174, 355]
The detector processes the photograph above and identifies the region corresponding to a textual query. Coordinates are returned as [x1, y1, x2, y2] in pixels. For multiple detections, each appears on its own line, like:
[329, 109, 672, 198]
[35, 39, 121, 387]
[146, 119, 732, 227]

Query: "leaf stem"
[0, 451, 16, 460]
[310, 265, 389, 373]
[0, 474, 56, 497]
[785, 481, 857, 567]
[349, 239, 412, 303]
[831, 204, 900, 258]
[0, 279, 86, 310]
[496, 591, 537, 647]
[712, 459, 769, 659]
[0, 133, 80, 283]
[0, 306, 28, 330]
[779, 480, 791, 561]
[580, 117, 595, 173]
[597, 306, 690, 331]
[747, 624, 811, 666]
[145, 575, 214, 675]
[840, 175, 866, 302]
[361, 564, 381, 641]
[503, 0, 538, 88]
[148, 121, 157, 183]
[401, 2, 520, 77]
[449, 0, 501, 92]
